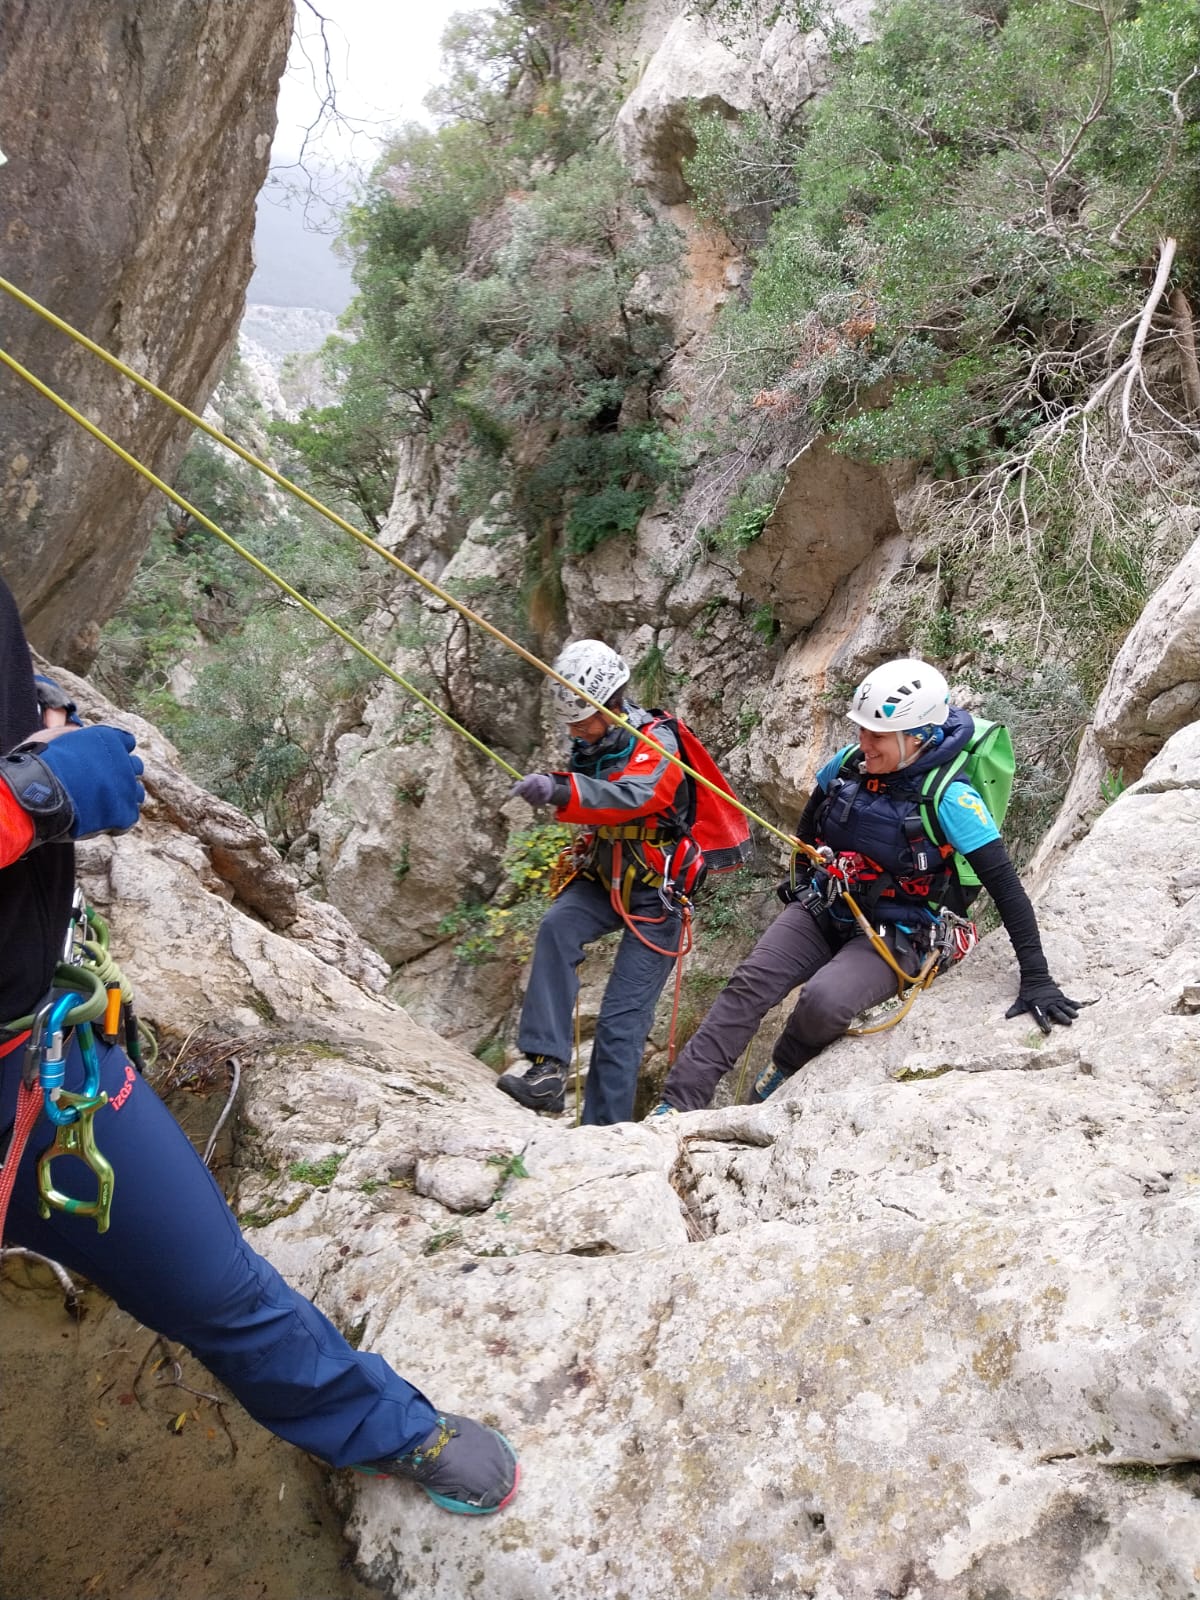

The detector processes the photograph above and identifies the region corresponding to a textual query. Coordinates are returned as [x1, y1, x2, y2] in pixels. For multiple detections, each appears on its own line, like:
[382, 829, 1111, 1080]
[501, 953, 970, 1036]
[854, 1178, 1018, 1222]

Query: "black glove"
[1005, 976, 1081, 1034]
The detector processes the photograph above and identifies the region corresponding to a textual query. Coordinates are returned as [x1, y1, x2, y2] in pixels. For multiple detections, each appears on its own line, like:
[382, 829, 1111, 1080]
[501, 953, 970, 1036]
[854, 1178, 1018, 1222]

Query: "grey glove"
[510, 773, 559, 807]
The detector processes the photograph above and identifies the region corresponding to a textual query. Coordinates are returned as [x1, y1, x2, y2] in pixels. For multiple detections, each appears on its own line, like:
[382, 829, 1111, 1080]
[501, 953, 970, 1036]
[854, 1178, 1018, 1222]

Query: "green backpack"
[916, 718, 1015, 900]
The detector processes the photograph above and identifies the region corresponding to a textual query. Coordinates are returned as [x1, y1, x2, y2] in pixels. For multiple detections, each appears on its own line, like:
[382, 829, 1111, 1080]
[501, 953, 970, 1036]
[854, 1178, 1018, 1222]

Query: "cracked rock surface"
[80, 712, 1197, 1600]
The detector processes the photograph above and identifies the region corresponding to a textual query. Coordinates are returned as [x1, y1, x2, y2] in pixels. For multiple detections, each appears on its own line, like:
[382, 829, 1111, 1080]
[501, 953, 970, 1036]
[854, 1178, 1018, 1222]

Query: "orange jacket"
[554, 709, 689, 887]
[0, 780, 34, 866]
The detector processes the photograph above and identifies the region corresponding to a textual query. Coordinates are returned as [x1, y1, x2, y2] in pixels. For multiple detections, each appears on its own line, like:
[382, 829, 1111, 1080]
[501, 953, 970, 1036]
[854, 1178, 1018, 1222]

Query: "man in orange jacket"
[500, 639, 689, 1124]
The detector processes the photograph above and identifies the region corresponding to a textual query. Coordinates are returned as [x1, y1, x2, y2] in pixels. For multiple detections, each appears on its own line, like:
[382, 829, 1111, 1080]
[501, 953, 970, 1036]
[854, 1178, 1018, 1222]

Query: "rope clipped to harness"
[785, 841, 980, 1035]
[603, 841, 696, 1067]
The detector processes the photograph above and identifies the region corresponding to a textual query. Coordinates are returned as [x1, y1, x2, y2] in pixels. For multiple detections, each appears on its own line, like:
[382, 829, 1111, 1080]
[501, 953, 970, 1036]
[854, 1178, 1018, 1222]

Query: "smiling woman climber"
[650, 658, 1081, 1115]
[0, 570, 517, 1514]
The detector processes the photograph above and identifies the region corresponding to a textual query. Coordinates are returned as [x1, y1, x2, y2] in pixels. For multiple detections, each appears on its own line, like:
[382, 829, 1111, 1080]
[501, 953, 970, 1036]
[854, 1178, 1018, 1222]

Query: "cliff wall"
[0, 0, 292, 667]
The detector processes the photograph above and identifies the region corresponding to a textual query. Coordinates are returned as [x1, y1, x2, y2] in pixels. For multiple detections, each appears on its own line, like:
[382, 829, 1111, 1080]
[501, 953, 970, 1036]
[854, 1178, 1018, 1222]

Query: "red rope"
[0, 1030, 37, 1246]
[605, 844, 694, 1063]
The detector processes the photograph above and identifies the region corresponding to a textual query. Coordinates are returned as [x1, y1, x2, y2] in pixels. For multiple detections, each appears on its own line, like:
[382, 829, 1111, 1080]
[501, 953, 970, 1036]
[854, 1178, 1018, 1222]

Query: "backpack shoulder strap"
[917, 750, 972, 847]
[644, 710, 696, 829]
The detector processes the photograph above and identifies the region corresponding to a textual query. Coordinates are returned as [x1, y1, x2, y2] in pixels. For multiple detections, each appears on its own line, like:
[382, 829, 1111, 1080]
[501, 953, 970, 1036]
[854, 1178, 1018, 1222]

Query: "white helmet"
[549, 639, 630, 724]
[847, 658, 950, 731]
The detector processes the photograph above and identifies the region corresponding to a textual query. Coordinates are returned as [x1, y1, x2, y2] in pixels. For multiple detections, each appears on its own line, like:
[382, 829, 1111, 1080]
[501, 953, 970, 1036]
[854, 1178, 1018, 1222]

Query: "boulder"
[1093, 513, 1200, 779]
[1031, 513, 1200, 876]
[738, 436, 903, 632]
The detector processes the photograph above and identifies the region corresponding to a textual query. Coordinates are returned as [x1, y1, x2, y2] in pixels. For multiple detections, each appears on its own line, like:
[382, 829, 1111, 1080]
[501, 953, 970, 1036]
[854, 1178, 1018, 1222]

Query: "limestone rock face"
[615, 2, 873, 202]
[32, 638, 1200, 1600]
[228, 715, 1200, 1600]
[313, 512, 539, 967]
[0, 0, 291, 668]
[732, 530, 914, 818]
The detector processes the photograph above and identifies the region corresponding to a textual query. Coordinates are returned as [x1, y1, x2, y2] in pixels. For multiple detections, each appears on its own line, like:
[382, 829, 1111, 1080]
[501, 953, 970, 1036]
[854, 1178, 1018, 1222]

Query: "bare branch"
[1109, 65, 1200, 246]
[0, 1247, 82, 1316]
[1119, 237, 1176, 436]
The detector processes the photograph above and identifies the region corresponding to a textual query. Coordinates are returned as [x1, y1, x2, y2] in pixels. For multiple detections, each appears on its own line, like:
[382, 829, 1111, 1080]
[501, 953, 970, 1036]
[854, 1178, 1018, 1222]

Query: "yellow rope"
[0, 277, 804, 856]
[732, 1040, 754, 1104]
[0, 282, 926, 1005]
[0, 345, 521, 781]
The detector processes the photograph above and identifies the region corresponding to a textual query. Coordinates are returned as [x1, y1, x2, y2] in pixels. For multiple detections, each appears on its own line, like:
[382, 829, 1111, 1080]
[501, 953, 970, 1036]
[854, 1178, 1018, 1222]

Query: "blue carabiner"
[37, 992, 102, 1127]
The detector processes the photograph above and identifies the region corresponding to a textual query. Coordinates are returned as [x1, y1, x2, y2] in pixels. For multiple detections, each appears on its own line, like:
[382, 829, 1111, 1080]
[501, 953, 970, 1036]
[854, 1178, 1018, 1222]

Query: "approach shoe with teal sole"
[352, 1413, 519, 1514]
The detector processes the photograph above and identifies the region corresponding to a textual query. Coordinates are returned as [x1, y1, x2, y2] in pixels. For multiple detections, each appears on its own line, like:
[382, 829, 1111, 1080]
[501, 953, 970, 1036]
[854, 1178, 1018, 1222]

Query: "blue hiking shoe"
[352, 1413, 519, 1514]
[644, 1102, 679, 1120]
[747, 1063, 796, 1104]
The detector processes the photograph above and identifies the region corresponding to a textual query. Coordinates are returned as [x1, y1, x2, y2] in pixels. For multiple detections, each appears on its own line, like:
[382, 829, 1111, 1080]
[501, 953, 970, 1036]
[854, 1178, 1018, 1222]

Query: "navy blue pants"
[517, 874, 682, 1125]
[1, 1033, 436, 1467]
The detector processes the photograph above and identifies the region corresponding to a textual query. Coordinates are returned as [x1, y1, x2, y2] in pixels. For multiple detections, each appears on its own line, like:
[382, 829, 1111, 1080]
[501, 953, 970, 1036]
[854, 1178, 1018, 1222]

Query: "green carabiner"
[37, 1088, 114, 1234]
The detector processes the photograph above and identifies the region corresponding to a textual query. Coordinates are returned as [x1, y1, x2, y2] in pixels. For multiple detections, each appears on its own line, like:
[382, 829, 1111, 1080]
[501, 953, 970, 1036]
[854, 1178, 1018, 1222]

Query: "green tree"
[709, 0, 1200, 471]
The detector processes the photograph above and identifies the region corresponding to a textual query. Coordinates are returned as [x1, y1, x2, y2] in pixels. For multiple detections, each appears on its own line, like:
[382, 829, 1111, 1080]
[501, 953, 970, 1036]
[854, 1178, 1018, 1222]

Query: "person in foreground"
[498, 639, 691, 1124]
[651, 658, 1080, 1114]
[0, 572, 516, 1514]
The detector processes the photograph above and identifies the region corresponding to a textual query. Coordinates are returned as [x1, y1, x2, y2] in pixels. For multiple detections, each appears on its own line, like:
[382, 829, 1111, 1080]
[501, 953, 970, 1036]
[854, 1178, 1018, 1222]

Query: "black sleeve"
[964, 838, 1050, 982]
[795, 785, 824, 846]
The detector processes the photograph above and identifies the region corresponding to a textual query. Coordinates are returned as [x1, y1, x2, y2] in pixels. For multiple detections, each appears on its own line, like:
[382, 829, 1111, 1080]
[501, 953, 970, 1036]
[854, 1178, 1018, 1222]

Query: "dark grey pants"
[517, 875, 682, 1126]
[662, 902, 916, 1111]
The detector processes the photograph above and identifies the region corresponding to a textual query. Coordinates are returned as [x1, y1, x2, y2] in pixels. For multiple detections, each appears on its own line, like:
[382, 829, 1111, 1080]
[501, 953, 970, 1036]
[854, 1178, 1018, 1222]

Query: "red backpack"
[648, 713, 753, 900]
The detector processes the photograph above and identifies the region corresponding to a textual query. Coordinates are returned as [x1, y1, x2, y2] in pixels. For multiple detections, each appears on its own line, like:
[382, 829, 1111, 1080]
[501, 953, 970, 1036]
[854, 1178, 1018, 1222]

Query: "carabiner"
[33, 1014, 113, 1232]
[34, 993, 101, 1125]
[61, 885, 88, 966]
[37, 1083, 115, 1233]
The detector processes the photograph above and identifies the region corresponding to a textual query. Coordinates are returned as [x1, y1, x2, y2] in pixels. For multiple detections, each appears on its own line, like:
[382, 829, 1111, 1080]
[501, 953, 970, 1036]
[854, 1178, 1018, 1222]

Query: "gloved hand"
[1005, 976, 1081, 1034]
[3, 726, 145, 841]
[509, 773, 558, 807]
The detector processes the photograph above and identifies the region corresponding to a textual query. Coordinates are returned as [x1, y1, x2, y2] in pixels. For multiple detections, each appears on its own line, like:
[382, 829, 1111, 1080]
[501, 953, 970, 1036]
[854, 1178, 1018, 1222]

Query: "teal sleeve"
[935, 781, 1000, 853]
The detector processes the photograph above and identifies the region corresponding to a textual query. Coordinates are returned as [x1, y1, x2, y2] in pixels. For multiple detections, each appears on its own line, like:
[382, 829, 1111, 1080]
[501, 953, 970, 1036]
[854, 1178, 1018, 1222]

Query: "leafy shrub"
[441, 822, 575, 964]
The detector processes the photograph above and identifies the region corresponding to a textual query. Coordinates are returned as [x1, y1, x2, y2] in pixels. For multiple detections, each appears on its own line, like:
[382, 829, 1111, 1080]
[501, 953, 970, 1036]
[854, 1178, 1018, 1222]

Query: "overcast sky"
[272, 0, 467, 170]
[249, 0, 469, 308]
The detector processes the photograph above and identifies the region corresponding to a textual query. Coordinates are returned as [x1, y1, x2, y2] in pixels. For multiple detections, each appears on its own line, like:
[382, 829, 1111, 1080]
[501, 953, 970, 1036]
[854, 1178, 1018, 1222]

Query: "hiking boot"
[351, 1413, 519, 1515]
[747, 1062, 796, 1104]
[644, 1102, 679, 1121]
[496, 1054, 567, 1113]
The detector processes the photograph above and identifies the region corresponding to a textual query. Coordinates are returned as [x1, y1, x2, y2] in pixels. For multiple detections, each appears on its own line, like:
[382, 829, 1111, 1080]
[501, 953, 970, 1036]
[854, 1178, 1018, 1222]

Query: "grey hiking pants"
[517, 874, 682, 1126]
[662, 901, 919, 1112]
